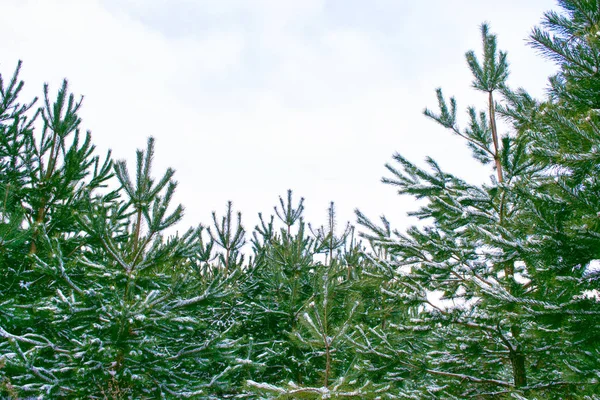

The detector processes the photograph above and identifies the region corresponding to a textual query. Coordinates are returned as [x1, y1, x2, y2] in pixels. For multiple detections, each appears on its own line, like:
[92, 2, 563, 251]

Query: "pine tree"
[519, 0, 600, 392]
[239, 191, 317, 388]
[246, 200, 381, 398]
[357, 11, 600, 398]
[0, 62, 114, 396]
[0, 65, 242, 398]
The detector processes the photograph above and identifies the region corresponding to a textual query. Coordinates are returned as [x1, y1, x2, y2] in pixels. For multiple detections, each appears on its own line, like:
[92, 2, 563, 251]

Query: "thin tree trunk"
[324, 341, 331, 388]
[489, 90, 527, 387]
[488, 91, 504, 183]
[132, 208, 142, 256]
[511, 348, 527, 388]
[29, 131, 60, 254]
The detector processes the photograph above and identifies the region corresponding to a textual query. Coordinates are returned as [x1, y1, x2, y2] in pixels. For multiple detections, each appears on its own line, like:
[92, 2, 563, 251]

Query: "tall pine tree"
[357, 5, 600, 397]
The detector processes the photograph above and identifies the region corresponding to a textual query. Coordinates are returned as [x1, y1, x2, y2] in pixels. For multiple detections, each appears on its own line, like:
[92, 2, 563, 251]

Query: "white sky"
[1, 0, 559, 237]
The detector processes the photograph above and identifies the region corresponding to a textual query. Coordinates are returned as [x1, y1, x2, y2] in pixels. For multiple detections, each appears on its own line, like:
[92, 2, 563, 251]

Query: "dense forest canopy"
[1, 0, 599, 398]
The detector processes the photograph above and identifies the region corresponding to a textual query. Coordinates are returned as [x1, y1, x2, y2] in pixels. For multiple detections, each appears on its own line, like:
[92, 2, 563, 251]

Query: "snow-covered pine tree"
[512, 0, 600, 391]
[0, 65, 241, 398]
[247, 201, 383, 398]
[240, 191, 317, 388]
[0, 63, 114, 397]
[357, 11, 599, 398]
[73, 137, 242, 398]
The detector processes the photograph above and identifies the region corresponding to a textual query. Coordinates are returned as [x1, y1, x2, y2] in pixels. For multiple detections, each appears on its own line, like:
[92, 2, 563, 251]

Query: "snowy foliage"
[2, 1, 600, 398]
[356, 3, 600, 397]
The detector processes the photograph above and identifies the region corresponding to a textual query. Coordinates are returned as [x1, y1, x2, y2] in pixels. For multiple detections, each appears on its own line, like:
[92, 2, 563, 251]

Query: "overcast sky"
[1, 0, 559, 237]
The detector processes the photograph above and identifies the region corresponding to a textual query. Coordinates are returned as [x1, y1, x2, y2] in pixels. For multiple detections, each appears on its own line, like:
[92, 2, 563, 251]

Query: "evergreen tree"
[240, 191, 318, 388]
[0, 62, 114, 396]
[357, 9, 600, 398]
[0, 65, 241, 398]
[246, 200, 381, 398]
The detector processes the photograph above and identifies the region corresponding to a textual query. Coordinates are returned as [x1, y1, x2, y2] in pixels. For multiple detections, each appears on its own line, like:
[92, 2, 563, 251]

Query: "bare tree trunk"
[488, 91, 504, 183]
[511, 348, 527, 388]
